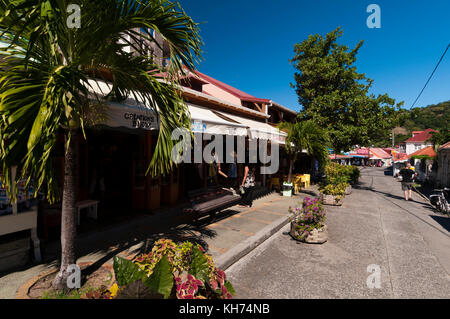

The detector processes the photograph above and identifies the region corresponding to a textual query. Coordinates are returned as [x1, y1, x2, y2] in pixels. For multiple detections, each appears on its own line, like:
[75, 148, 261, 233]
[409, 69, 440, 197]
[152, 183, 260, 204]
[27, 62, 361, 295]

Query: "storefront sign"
[105, 103, 159, 130]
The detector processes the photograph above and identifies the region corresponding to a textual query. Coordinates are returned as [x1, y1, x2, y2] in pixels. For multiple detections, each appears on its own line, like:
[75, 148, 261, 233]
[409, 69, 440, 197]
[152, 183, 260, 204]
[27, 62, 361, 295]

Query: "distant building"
[400, 129, 437, 155]
[407, 146, 437, 182]
[436, 141, 450, 187]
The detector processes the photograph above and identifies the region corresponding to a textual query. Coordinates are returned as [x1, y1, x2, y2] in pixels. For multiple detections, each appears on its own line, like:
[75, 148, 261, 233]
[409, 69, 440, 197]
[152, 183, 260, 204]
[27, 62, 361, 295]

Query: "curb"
[215, 214, 290, 271]
[14, 250, 137, 299]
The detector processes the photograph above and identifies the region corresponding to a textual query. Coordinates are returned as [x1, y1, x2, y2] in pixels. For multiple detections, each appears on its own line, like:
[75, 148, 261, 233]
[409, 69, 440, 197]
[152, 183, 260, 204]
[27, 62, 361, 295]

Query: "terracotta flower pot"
[290, 222, 328, 244]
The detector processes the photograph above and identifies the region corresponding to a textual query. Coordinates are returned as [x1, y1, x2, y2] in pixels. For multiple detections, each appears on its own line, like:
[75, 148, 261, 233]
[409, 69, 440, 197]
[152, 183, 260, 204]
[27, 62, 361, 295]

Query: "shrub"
[321, 162, 359, 196]
[83, 239, 234, 299]
[289, 197, 326, 240]
[319, 183, 347, 197]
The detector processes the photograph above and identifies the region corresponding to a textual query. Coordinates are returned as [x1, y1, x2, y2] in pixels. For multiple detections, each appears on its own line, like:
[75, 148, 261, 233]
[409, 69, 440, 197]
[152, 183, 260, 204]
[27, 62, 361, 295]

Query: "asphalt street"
[226, 167, 450, 298]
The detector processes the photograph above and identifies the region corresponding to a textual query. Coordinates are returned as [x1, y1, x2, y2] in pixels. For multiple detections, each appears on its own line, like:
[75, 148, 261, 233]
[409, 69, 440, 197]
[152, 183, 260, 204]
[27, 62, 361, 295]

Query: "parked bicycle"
[429, 188, 450, 215]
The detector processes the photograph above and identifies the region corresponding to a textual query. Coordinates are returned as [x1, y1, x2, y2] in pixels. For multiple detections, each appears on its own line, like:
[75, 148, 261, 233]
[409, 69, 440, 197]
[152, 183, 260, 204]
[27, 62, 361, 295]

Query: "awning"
[187, 104, 248, 136]
[215, 111, 287, 143]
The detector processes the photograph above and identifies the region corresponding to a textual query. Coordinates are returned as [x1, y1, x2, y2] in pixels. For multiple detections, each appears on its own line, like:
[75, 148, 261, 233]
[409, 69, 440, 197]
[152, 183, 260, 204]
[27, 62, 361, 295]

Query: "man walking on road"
[399, 162, 417, 201]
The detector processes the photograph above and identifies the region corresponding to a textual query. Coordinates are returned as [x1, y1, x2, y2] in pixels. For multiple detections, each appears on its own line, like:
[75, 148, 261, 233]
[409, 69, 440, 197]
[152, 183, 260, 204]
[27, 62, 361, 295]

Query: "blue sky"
[179, 0, 450, 112]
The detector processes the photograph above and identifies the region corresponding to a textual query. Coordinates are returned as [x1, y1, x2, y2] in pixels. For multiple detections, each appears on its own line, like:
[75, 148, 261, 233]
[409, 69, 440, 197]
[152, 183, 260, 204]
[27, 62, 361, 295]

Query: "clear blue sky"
[179, 0, 450, 112]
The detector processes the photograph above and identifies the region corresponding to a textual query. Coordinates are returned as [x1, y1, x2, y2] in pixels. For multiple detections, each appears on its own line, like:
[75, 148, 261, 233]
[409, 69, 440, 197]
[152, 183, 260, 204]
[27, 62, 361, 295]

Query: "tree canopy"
[0, 0, 203, 203]
[291, 27, 403, 152]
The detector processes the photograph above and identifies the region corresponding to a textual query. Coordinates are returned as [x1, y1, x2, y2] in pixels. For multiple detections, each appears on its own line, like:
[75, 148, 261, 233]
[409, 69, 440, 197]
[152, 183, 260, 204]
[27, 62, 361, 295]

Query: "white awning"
[187, 103, 248, 136]
[87, 79, 158, 130]
[215, 111, 287, 144]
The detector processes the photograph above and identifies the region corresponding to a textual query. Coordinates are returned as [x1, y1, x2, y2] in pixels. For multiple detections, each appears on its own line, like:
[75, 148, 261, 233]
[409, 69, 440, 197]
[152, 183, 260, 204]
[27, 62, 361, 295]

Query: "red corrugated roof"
[194, 71, 271, 104]
[370, 148, 392, 159]
[438, 141, 450, 150]
[404, 128, 438, 143]
[407, 146, 437, 158]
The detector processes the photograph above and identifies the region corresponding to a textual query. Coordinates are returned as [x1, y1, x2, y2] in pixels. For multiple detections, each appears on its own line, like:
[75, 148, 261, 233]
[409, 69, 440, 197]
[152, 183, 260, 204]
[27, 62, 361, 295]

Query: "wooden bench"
[184, 186, 242, 220]
[76, 200, 99, 225]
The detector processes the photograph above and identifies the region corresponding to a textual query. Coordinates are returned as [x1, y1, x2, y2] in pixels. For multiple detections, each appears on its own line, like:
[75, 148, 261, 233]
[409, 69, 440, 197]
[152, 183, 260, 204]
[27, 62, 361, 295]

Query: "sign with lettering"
[105, 103, 159, 130]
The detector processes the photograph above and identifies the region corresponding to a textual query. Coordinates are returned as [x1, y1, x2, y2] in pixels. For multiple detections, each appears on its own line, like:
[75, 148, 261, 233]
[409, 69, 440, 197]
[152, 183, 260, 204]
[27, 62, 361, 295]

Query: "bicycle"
[429, 188, 450, 215]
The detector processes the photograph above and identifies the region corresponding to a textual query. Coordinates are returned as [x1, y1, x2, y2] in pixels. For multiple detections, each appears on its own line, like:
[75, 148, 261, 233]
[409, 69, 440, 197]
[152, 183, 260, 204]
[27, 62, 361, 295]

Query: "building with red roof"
[407, 146, 437, 159]
[193, 71, 297, 124]
[400, 128, 438, 155]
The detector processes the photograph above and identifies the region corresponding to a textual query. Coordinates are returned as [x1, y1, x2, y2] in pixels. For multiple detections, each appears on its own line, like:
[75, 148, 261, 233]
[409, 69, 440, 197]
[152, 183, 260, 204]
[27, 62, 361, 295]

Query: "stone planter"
[290, 222, 328, 244]
[345, 185, 352, 195]
[320, 193, 343, 206]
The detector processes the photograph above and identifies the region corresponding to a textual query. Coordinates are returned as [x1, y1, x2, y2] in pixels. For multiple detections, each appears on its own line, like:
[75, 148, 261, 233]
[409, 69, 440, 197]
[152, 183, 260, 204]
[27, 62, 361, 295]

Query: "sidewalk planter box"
[282, 182, 293, 197]
[290, 223, 328, 244]
[320, 193, 343, 206]
[344, 185, 352, 195]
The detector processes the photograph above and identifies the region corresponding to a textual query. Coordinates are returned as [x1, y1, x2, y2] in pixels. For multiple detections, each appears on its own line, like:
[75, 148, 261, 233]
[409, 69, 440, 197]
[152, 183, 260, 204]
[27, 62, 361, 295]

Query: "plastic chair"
[302, 174, 310, 188]
[270, 177, 280, 192]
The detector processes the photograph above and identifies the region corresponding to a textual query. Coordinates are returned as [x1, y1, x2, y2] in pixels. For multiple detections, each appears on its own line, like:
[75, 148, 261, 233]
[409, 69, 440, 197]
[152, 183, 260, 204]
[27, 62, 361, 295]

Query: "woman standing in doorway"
[239, 164, 256, 208]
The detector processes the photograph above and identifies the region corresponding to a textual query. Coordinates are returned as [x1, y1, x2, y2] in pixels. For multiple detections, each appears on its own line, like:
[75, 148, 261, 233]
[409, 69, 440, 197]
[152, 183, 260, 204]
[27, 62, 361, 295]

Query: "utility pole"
[391, 129, 395, 148]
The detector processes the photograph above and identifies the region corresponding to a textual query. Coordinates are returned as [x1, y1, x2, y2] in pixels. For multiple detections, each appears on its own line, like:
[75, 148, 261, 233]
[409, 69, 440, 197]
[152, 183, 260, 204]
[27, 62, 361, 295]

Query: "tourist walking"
[399, 162, 417, 201]
[239, 164, 256, 208]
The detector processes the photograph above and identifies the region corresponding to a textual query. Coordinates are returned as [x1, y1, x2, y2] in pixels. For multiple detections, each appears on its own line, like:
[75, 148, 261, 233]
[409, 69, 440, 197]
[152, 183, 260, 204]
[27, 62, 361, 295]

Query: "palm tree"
[278, 120, 329, 183]
[0, 0, 202, 290]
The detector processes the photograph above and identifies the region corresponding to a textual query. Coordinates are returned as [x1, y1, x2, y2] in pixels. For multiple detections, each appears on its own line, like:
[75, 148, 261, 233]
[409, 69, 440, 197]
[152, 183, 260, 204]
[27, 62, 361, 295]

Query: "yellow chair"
[270, 177, 280, 191]
[292, 174, 303, 193]
[301, 174, 310, 188]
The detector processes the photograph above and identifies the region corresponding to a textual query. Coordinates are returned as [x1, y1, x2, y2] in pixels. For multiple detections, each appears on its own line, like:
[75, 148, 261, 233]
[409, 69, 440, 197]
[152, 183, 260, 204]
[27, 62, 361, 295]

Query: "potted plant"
[319, 183, 346, 206]
[289, 197, 327, 244]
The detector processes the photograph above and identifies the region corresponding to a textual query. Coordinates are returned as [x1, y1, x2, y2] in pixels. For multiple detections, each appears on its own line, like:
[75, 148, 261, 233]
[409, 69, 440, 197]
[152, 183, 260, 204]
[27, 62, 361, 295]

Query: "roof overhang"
[180, 86, 269, 120]
[269, 100, 298, 115]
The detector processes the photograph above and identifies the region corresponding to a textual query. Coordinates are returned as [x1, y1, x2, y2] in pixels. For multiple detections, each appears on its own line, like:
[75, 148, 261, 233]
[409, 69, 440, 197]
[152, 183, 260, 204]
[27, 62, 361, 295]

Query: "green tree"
[291, 27, 402, 152]
[0, 0, 201, 290]
[279, 120, 329, 183]
[427, 130, 450, 149]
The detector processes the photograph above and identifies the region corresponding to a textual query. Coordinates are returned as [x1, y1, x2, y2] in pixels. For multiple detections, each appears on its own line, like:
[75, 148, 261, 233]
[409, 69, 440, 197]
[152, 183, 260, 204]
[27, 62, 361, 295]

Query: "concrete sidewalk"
[0, 187, 317, 298]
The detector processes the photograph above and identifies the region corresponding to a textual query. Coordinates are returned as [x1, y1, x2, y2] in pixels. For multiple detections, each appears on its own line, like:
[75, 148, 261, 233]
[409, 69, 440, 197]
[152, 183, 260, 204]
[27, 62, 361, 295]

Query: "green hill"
[395, 100, 450, 144]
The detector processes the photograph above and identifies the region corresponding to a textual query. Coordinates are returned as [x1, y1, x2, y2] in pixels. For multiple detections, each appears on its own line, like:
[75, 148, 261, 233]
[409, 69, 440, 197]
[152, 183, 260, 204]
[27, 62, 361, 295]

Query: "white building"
[401, 129, 437, 155]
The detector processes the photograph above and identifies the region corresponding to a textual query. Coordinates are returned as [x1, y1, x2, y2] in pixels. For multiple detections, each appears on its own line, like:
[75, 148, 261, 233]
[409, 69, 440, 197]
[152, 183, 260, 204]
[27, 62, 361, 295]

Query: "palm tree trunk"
[52, 129, 78, 291]
[288, 154, 293, 183]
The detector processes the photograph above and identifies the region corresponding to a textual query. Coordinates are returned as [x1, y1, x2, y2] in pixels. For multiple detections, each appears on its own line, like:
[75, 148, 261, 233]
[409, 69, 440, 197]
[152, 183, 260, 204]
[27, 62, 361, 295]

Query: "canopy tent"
[369, 148, 392, 160]
[215, 111, 287, 144]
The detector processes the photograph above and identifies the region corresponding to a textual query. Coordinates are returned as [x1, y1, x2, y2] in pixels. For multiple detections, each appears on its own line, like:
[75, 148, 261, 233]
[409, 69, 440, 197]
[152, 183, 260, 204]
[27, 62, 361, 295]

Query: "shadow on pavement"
[0, 209, 217, 279]
[429, 215, 450, 232]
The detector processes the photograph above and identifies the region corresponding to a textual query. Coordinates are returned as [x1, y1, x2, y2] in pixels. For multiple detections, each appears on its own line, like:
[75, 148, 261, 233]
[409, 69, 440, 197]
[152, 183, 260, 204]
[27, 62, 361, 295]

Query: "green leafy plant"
[87, 239, 234, 299]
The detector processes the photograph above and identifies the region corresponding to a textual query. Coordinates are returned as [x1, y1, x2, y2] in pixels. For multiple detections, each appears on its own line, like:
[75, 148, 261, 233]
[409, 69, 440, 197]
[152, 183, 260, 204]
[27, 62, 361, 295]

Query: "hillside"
[395, 100, 450, 144]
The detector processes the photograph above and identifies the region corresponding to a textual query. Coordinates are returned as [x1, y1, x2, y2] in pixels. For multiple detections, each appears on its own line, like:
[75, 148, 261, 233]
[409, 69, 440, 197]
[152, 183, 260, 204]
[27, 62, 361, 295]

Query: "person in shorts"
[399, 163, 416, 201]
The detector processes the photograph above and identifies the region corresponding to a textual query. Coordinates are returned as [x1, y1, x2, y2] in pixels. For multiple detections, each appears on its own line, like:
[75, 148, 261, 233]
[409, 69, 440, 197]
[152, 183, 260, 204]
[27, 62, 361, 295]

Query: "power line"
[410, 43, 450, 109]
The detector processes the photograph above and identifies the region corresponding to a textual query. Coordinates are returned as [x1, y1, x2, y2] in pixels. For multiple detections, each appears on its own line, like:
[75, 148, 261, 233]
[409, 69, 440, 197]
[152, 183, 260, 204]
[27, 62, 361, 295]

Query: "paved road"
[226, 167, 450, 298]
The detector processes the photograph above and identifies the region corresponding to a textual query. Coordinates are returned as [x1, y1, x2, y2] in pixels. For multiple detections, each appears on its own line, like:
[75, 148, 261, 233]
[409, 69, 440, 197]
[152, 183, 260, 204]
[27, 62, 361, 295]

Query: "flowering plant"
[289, 197, 326, 240]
